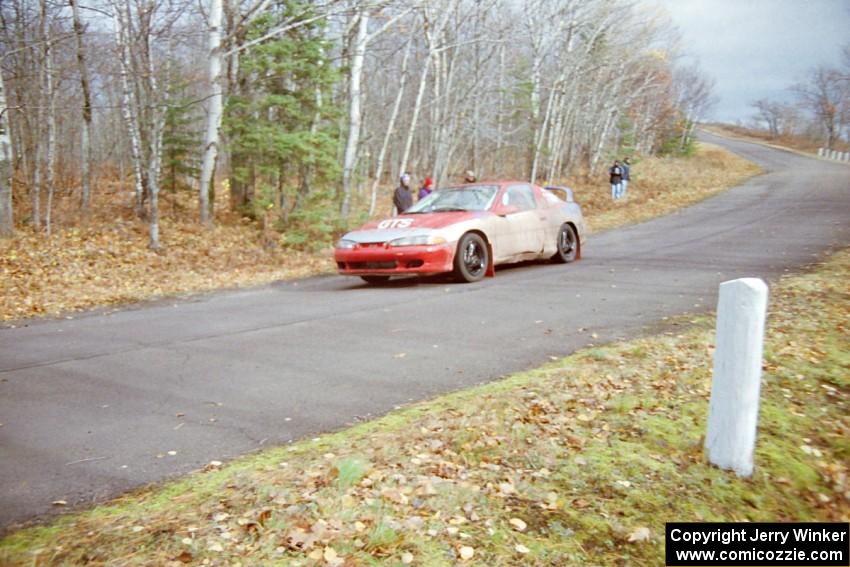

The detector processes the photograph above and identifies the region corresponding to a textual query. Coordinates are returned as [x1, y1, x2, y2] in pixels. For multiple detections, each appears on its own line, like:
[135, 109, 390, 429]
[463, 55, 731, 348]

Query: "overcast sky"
[648, 0, 849, 124]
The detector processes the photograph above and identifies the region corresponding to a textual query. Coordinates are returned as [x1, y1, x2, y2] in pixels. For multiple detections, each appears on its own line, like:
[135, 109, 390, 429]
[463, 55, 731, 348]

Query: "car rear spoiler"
[544, 185, 575, 202]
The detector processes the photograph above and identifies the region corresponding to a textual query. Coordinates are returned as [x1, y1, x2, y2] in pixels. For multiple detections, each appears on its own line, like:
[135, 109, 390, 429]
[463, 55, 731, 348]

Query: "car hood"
[343, 211, 485, 243]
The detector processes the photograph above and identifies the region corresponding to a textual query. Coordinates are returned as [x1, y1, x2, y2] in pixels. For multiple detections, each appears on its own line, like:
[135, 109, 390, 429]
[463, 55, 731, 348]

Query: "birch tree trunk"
[399, 52, 430, 178]
[143, 12, 165, 250]
[114, 1, 145, 216]
[198, 0, 223, 225]
[41, 0, 56, 235]
[526, 11, 543, 177]
[339, 9, 368, 218]
[369, 36, 411, 216]
[530, 74, 563, 183]
[400, 0, 456, 177]
[470, 4, 482, 173]
[590, 107, 618, 172]
[0, 70, 13, 236]
[70, 0, 93, 215]
[494, 42, 505, 175]
[32, 141, 41, 231]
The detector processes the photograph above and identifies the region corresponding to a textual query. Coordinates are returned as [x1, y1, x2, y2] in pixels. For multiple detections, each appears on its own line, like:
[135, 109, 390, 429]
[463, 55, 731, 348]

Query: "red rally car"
[335, 181, 586, 284]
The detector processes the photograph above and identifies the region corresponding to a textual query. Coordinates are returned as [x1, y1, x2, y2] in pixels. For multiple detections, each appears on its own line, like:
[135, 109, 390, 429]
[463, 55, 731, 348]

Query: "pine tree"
[224, 0, 340, 237]
[161, 94, 202, 214]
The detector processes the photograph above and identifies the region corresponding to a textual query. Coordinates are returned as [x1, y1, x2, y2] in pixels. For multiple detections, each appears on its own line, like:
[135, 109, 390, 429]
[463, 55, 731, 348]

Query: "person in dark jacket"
[418, 176, 434, 200]
[393, 173, 413, 214]
[609, 160, 623, 200]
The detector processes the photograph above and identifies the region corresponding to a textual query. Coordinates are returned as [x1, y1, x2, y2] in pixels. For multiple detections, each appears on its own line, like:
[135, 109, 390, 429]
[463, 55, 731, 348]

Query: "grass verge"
[2, 246, 846, 565]
[1, 143, 759, 322]
[571, 142, 761, 233]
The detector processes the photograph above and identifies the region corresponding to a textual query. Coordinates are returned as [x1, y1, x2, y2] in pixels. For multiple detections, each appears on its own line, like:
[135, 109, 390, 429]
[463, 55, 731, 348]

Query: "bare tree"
[0, 69, 12, 236]
[109, 0, 184, 249]
[339, 6, 369, 218]
[39, 0, 57, 234]
[794, 66, 845, 150]
[368, 33, 412, 215]
[398, 0, 458, 179]
[70, 0, 93, 215]
[113, 0, 146, 216]
[198, 0, 223, 225]
[673, 63, 715, 151]
[751, 98, 786, 139]
[340, 2, 413, 218]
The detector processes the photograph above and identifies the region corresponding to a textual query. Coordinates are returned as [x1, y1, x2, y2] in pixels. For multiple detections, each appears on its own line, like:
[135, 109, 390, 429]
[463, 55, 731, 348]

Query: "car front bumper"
[335, 242, 455, 277]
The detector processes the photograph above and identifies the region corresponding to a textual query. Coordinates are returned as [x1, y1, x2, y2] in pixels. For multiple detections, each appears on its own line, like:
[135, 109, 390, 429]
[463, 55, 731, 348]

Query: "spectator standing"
[418, 176, 434, 200]
[393, 173, 413, 215]
[621, 157, 631, 198]
[609, 160, 623, 200]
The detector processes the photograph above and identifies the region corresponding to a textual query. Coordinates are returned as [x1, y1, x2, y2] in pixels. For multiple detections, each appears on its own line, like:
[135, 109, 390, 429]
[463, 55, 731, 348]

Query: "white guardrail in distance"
[818, 148, 850, 162]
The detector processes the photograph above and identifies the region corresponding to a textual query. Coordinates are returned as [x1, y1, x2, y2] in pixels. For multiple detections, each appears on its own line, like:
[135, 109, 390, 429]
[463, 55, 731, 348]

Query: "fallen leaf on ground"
[509, 518, 527, 532]
[628, 526, 651, 542]
[323, 546, 339, 562]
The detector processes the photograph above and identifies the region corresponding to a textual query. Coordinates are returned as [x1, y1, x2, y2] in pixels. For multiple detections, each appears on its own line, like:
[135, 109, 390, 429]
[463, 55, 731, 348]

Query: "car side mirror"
[497, 205, 520, 217]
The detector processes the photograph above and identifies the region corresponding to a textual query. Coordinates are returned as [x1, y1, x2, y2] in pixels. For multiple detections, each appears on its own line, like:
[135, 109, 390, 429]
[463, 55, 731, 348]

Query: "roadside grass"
[567, 142, 761, 234]
[1, 143, 759, 322]
[2, 249, 846, 566]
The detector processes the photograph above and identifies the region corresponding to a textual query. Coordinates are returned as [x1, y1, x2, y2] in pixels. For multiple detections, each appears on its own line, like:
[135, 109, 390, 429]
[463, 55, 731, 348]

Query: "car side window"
[505, 184, 536, 211]
[543, 189, 565, 203]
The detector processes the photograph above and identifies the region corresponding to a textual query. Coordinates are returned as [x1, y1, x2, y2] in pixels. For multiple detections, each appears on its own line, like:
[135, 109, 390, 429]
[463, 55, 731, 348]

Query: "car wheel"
[453, 233, 489, 283]
[552, 223, 578, 263]
[361, 275, 390, 285]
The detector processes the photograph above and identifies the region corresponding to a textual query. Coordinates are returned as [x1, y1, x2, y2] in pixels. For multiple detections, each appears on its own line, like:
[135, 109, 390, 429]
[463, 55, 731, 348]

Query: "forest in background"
[0, 0, 719, 250]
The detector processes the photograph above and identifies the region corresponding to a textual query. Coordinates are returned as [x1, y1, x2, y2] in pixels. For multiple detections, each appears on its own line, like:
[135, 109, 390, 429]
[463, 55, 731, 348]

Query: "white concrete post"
[818, 148, 825, 158]
[705, 278, 769, 477]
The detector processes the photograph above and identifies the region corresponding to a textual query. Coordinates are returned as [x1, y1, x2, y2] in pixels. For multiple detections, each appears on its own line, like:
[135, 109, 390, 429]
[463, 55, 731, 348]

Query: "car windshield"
[406, 185, 499, 213]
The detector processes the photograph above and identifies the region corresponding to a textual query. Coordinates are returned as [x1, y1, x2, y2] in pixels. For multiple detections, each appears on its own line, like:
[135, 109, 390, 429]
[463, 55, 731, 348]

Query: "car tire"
[551, 223, 578, 263]
[360, 275, 390, 285]
[453, 232, 489, 283]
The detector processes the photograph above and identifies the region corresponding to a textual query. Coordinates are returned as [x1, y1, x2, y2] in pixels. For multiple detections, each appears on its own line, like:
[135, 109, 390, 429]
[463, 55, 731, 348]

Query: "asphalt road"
[1, 132, 848, 530]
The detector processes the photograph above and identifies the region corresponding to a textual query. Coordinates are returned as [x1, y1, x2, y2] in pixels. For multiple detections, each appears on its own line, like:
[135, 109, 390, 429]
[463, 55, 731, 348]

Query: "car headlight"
[335, 238, 357, 249]
[388, 234, 447, 247]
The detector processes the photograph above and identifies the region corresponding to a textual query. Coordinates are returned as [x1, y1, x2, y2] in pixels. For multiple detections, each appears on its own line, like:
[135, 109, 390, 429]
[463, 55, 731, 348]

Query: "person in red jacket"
[418, 176, 434, 200]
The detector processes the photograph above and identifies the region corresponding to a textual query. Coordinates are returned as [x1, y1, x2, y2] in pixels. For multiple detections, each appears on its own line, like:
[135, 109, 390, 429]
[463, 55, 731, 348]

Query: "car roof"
[447, 180, 539, 188]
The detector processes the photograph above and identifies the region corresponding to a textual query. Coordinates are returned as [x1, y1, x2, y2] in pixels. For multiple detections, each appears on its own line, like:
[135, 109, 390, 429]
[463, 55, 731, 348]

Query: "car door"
[535, 185, 564, 256]
[493, 183, 544, 260]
